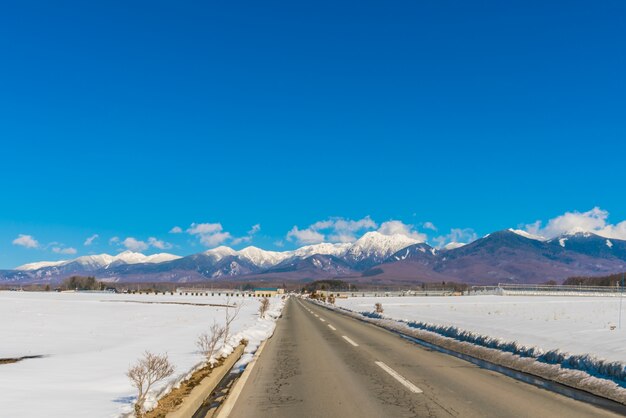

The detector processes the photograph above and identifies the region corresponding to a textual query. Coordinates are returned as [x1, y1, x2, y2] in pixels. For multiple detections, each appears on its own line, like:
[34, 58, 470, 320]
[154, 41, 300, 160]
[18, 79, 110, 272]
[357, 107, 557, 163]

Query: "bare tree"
[196, 321, 226, 366]
[375, 302, 384, 314]
[259, 297, 270, 318]
[328, 294, 336, 305]
[223, 297, 243, 346]
[127, 351, 175, 417]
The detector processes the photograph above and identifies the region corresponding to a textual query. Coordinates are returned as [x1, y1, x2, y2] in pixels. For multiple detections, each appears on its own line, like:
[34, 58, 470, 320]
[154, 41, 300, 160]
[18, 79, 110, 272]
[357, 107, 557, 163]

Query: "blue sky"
[1, 1, 625, 268]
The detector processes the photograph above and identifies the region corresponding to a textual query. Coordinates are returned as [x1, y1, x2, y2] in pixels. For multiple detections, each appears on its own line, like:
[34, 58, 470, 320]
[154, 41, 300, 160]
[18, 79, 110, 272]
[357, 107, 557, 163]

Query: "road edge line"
[215, 333, 270, 418]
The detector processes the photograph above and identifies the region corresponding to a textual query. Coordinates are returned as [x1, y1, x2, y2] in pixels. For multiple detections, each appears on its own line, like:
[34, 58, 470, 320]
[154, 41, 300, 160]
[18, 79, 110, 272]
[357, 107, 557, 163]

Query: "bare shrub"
[196, 321, 226, 366]
[328, 294, 336, 305]
[223, 297, 243, 346]
[375, 302, 384, 314]
[127, 351, 175, 417]
[259, 297, 270, 318]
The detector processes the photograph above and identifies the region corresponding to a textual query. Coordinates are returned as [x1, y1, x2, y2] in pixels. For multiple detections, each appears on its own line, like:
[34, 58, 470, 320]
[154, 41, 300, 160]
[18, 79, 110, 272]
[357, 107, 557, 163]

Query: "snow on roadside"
[0, 291, 285, 418]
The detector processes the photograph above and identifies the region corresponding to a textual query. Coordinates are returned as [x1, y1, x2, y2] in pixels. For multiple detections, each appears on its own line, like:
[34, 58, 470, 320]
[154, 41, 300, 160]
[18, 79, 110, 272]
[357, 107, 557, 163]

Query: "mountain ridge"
[4, 230, 626, 285]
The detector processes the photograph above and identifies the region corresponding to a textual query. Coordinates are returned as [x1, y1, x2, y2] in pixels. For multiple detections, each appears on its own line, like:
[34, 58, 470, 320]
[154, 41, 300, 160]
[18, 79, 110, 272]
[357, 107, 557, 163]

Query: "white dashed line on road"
[319, 318, 325, 322]
[342, 335, 359, 347]
[375, 361, 423, 394]
[328, 325, 336, 331]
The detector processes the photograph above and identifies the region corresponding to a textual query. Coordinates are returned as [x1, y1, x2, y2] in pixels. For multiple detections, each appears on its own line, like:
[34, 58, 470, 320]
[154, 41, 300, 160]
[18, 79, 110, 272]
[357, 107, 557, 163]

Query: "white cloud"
[523, 207, 626, 240]
[121, 237, 149, 252]
[187, 223, 223, 235]
[377, 221, 427, 242]
[432, 228, 478, 248]
[84, 234, 99, 246]
[169, 226, 183, 234]
[231, 224, 262, 246]
[423, 221, 437, 231]
[286, 226, 325, 245]
[200, 232, 232, 247]
[118, 236, 172, 251]
[109, 236, 120, 245]
[147, 237, 172, 250]
[186, 223, 232, 247]
[52, 246, 77, 255]
[287, 216, 378, 245]
[12, 234, 39, 249]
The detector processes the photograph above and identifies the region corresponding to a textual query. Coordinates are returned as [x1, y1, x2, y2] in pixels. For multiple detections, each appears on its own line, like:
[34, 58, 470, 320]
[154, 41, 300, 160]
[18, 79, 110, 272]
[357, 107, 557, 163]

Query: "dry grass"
[144, 357, 226, 418]
[0, 355, 44, 365]
[103, 300, 235, 307]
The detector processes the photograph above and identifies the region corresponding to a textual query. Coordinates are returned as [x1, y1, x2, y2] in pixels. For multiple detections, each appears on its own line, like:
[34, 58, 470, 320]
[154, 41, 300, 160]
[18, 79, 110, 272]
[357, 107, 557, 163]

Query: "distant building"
[175, 287, 250, 297]
[254, 287, 284, 297]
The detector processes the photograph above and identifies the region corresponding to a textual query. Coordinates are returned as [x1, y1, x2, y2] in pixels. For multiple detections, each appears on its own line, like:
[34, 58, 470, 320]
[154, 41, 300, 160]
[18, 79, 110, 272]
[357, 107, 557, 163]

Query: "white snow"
[237, 246, 291, 268]
[14, 232, 423, 273]
[607, 239, 614, 248]
[442, 242, 466, 250]
[508, 229, 546, 241]
[15, 260, 67, 271]
[203, 246, 238, 261]
[344, 231, 419, 262]
[291, 242, 351, 259]
[0, 291, 284, 417]
[564, 228, 593, 237]
[559, 237, 567, 247]
[336, 295, 626, 363]
[15, 251, 181, 271]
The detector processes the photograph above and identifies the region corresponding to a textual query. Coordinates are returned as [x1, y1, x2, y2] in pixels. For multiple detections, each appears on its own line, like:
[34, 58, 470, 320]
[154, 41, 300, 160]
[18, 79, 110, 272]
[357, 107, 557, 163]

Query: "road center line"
[342, 335, 359, 347]
[328, 324, 336, 330]
[375, 361, 423, 394]
[319, 318, 326, 322]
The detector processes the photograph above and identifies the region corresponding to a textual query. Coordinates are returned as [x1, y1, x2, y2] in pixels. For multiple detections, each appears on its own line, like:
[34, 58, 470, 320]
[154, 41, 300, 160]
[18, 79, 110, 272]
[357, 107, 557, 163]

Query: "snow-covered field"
[0, 291, 284, 417]
[336, 295, 626, 363]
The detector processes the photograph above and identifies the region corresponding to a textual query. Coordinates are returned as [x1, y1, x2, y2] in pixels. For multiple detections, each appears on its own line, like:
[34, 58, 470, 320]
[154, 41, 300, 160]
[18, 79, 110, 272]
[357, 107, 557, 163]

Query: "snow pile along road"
[0, 291, 285, 417]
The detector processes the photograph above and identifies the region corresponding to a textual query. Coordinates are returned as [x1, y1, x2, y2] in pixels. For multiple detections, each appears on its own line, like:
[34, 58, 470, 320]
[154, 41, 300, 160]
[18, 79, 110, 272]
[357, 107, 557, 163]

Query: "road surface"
[228, 297, 622, 417]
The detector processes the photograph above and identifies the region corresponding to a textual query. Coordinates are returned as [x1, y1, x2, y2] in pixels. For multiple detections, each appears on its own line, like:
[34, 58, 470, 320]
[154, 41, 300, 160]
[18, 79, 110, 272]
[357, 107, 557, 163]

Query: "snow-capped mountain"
[386, 242, 437, 262]
[508, 229, 545, 241]
[203, 246, 239, 262]
[7, 232, 421, 283]
[546, 231, 626, 259]
[291, 242, 352, 259]
[7, 229, 626, 285]
[15, 260, 68, 271]
[15, 251, 181, 272]
[343, 232, 420, 268]
[237, 246, 292, 268]
[442, 242, 466, 250]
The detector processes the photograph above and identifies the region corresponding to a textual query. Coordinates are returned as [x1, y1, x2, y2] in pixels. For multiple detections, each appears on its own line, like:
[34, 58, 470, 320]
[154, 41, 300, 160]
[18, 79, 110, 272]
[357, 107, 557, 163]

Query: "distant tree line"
[61, 276, 105, 291]
[302, 279, 356, 293]
[563, 272, 626, 287]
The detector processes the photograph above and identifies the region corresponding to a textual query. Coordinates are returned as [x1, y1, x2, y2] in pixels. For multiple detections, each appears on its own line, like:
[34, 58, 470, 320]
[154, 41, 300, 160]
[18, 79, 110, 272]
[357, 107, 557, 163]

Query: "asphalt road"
[228, 297, 622, 418]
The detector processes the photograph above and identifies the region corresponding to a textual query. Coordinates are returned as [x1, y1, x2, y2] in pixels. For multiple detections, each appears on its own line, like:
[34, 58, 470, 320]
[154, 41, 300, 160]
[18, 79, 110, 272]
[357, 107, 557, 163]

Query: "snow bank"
[334, 295, 626, 386]
[336, 295, 626, 362]
[0, 291, 285, 417]
[337, 296, 626, 387]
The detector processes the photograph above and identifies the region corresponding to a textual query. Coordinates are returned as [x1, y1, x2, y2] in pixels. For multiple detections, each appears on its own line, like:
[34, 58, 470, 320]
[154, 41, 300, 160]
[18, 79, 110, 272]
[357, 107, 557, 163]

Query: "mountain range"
[3, 230, 626, 286]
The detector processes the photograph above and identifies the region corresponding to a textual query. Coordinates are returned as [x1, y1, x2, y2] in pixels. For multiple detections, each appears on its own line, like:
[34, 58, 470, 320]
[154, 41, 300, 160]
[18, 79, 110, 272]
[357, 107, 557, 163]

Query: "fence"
[477, 283, 626, 297]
